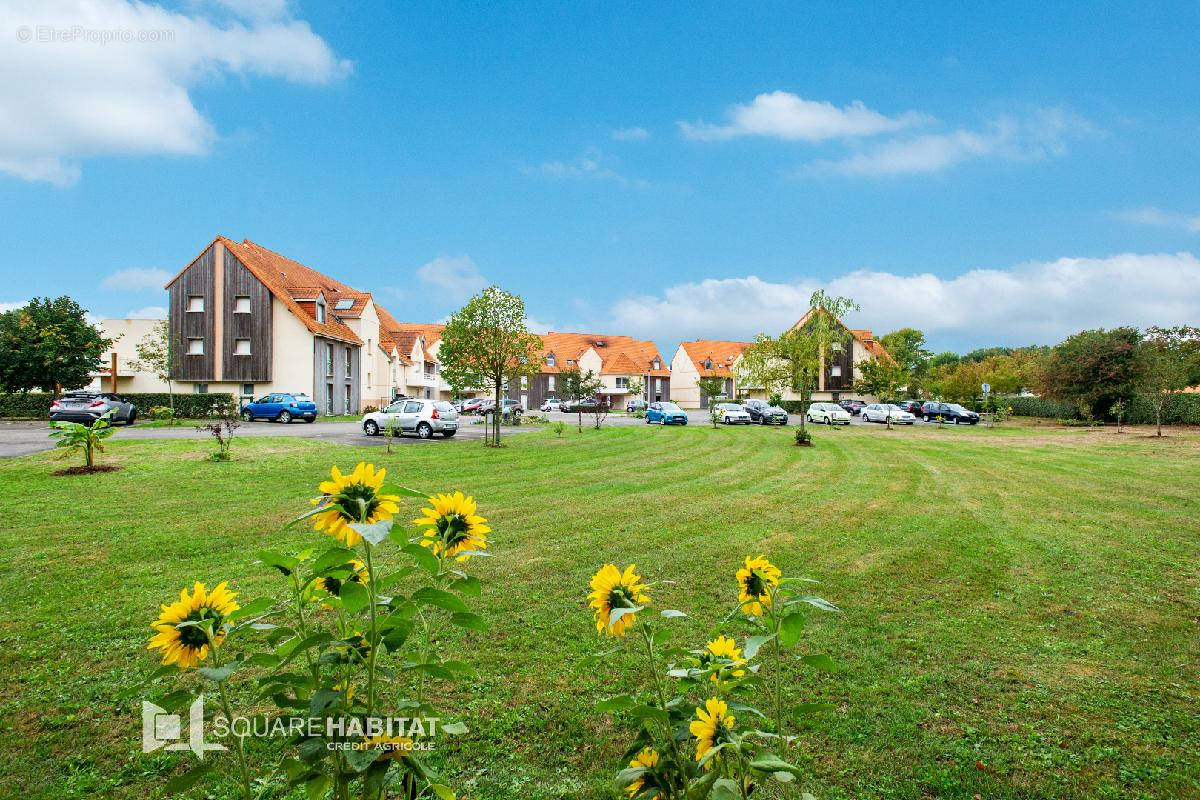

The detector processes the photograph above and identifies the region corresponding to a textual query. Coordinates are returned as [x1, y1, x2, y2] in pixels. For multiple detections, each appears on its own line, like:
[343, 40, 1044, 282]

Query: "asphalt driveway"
[0, 418, 530, 457]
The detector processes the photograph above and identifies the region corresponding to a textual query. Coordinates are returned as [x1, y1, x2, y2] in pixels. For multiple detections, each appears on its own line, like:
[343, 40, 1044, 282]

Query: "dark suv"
[920, 402, 980, 424]
[838, 399, 866, 416]
[741, 398, 788, 425]
[894, 400, 924, 415]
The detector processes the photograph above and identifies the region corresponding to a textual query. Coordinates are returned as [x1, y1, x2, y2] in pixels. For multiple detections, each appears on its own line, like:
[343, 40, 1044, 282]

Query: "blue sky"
[2, 1, 1199, 356]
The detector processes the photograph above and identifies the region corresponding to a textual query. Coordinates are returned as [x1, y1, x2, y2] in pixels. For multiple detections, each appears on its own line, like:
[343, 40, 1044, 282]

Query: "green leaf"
[312, 547, 358, 574]
[800, 653, 837, 672]
[339, 581, 370, 615]
[608, 605, 643, 628]
[450, 575, 481, 597]
[686, 770, 720, 799]
[257, 550, 300, 575]
[750, 756, 799, 773]
[449, 612, 487, 631]
[347, 518, 393, 546]
[795, 701, 836, 715]
[797, 595, 841, 613]
[305, 774, 331, 800]
[163, 762, 214, 794]
[244, 653, 280, 669]
[778, 612, 805, 648]
[615, 766, 648, 789]
[228, 597, 274, 622]
[196, 662, 238, 682]
[439, 720, 469, 735]
[711, 777, 741, 800]
[744, 633, 776, 660]
[412, 587, 469, 613]
[401, 543, 440, 576]
[660, 609, 687, 618]
[430, 785, 456, 800]
[595, 694, 637, 712]
[772, 770, 795, 783]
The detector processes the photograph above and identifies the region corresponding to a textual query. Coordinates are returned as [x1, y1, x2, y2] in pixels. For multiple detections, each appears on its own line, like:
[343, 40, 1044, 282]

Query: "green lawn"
[1, 423, 1197, 799]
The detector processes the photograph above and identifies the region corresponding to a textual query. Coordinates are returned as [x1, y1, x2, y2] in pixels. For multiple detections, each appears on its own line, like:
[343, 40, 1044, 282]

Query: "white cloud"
[523, 316, 553, 334]
[609, 252, 1200, 349]
[535, 147, 647, 187]
[101, 267, 171, 291]
[679, 91, 928, 142]
[0, 0, 351, 185]
[125, 305, 167, 319]
[611, 126, 650, 141]
[416, 255, 488, 302]
[1115, 206, 1200, 233]
[0, 300, 28, 313]
[809, 108, 1094, 177]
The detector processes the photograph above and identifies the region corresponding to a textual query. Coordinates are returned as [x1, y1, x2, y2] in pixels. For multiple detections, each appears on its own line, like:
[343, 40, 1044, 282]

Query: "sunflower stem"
[768, 587, 786, 741]
[638, 621, 684, 799]
[208, 633, 253, 800]
[291, 573, 320, 687]
[364, 543, 380, 720]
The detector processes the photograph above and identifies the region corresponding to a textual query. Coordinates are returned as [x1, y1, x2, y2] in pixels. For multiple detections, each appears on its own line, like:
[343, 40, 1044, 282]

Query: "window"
[186, 295, 204, 312]
[367, 372, 372, 387]
[194, 383, 208, 394]
[345, 347, 352, 377]
[242, 384, 254, 397]
[334, 299, 355, 310]
[546, 354, 556, 367]
[655, 378, 663, 391]
[831, 366, 842, 377]
[367, 338, 372, 356]
[615, 377, 628, 389]
[316, 299, 327, 324]
[325, 383, 334, 414]
[326, 344, 333, 376]
[704, 358, 712, 369]
[548, 375, 556, 391]
[344, 384, 352, 412]
[186, 337, 204, 355]
[520, 376, 528, 389]
[404, 401, 422, 413]
[233, 296, 251, 314]
[234, 338, 251, 356]
[652, 359, 660, 370]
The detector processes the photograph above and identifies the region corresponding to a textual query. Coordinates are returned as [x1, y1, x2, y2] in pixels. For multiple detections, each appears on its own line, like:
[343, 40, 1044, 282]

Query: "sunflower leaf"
[257, 550, 300, 575]
[163, 761, 214, 795]
[379, 483, 428, 498]
[228, 597, 274, 622]
[711, 778, 740, 800]
[800, 653, 837, 672]
[401, 543, 440, 576]
[793, 595, 841, 613]
[287, 503, 332, 527]
[450, 576, 482, 597]
[609, 605, 644, 628]
[595, 694, 637, 712]
[778, 613, 805, 648]
[660, 609, 688, 618]
[339, 582, 370, 615]
[312, 547, 359, 574]
[412, 587, 469, 613]
[685, 770, 720, 799]
[749, 756, 800, 774]
[197, 662, 238, 683]
[439, 721, 469, 735]
[743, 633, 776, 660]
[615, 766, 648, 789]
[348, 519, 393, 547]
[449, 612, 487, 631]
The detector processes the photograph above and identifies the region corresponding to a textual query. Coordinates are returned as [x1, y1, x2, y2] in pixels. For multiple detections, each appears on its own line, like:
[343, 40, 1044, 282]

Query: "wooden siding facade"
[168, 245, 215, 381]
[221, 248, 273, 382]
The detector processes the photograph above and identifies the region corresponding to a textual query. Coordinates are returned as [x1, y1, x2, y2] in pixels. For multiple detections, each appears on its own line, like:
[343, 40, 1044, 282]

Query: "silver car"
[49, 391, 137, 425]
[862, 403, 916, 425]
[361, 398, 458, 439]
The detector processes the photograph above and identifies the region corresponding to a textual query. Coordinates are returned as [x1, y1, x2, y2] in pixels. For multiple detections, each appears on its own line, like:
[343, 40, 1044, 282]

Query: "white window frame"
[186, 337, 204, 355]
[233, 296, 251, 314]
[234, 338, 251, 356]
[831, 365, 842, 377]
[186, 295, 204, 313]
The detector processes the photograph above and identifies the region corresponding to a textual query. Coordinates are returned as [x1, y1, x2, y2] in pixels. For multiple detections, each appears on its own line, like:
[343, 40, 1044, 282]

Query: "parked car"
[626, 398, 647, 413]
[920, 401, 980, 424]
[459, 398, 485, 415]
[894, 399, 924, 415]
[806, 402, 852, 425]
[362, 398, 458, 439]
[49, 391, 138, 425]
[562, 396, 610, 413]
[839, 399, 867, 416]
[862, 403, 916, 425]
[646, 401, 688, 425]
[741, 398, 788, 425]
[479, 398, 524, 420]
[241, 392, 317, 423]
[714, 402, 752, 424]
[540, 398, 563, 412]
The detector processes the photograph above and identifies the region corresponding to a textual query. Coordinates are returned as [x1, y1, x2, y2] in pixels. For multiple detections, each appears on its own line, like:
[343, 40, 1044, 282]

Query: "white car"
[361, 399, 458, 439]
[713, 402, 752, 424]
[806, 402, 852, 425]
[862, 403, 916, 425]
[540, 399, 563, 412]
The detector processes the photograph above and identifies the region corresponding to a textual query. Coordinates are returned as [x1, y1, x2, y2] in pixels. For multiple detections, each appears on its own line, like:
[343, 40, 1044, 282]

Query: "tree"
[806, 290, 860, 389]
[129, 319, 180, 413]
[854, 357, 905, 428]
[625, 376, 644, 407]
[738, 327, 820, 432]
[928, 351, 961, 370]
[49, 410, 117, 468]
[878, 328, 931, 395]
[437, 287, 543, 446]
[962, 346, 1013, 363]
[696, 376, 727, 427]
[0, 297, 112, 394]
[1140, 327, 1193, 436]
[1037, 327, 1144, 419]
[560, 366, 601, 432]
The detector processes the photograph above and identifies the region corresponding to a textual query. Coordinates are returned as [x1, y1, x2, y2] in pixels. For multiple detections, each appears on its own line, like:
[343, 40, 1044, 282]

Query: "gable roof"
[790, 307, 896, 365]
[536, 332, 669, 376]
[678, 340, 751, 378]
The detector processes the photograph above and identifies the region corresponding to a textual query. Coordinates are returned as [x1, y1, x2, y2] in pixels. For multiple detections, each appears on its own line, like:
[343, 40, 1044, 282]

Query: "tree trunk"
[168, 380, 174, 414]
[493, 378, 502, 446]
[1156, 400, 1163, 437]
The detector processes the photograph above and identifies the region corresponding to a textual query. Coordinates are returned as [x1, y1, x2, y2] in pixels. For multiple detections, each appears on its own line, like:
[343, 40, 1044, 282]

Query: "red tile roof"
[678, 339, 751, 378]
[537, 332, 669, 376]
[791, 308, 896, 365]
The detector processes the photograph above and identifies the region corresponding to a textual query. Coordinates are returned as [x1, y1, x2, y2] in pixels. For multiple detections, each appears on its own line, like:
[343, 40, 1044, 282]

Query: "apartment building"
[506, 331, 671, 409]
[670, 339, 751, 408]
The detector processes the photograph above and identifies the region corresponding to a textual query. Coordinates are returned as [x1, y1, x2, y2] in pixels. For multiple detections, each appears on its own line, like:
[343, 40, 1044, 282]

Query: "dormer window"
[652, 359, 660, 370]
[704, 358, 712, 370]
[546, 354, 556, 367]
[316, 298, 327, 324]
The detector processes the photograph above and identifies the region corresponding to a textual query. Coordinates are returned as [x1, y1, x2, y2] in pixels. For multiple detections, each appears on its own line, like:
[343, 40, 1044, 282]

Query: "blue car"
[241, 392, 318, 423]
[646, 401, 688, 425]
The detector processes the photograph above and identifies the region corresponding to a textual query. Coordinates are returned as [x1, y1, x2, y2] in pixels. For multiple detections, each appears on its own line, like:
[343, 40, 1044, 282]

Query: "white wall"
[670, 346, 701, 408]
[90, 319, 172, 393]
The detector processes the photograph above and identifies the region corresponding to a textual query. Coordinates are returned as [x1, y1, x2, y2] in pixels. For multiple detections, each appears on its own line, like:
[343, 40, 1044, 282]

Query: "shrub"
[0, 391, 236, 419]
[48, 410, 117, 468]
[148, 405, 175, 421]
[552, 421, 565, 437]
[794, 428, 813, 447]
[362, 404, 379, 414]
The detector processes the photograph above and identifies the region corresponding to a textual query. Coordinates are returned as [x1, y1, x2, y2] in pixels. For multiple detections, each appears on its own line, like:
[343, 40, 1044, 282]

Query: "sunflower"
[690, 697, 736, 765]
[700, 634, 747, 681]
[736, 555, 781, 617]
[362, 734, 415, 761]
[625, 746, 661, 800]
[311, 463, 401, 546]
[587, 564, 650, 637]
[147, 581, 240, 670]
[316, 559, 370, 596]
[413, 491, 490, 562]
[334, 631, 372, 664]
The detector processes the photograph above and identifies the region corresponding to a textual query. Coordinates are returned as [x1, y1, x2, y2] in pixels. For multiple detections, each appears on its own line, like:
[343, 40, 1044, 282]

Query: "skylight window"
[334, 299, 355, 310]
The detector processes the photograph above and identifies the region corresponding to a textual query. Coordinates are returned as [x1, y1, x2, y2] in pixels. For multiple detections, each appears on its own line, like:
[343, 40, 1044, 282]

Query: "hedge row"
[1006, 393, 1200, 425]
[0, 392, 236, 419]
